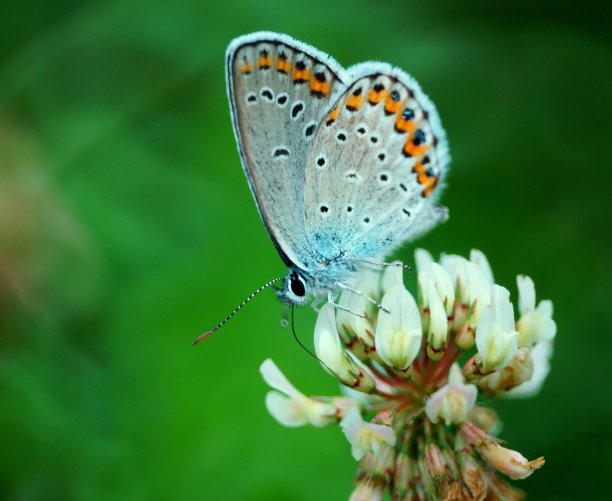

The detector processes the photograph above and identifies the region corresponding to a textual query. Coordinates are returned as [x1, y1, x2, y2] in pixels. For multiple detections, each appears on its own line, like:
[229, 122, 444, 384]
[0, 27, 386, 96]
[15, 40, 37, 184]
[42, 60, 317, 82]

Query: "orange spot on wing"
[310, 79, 330, 96]
[367, 88, 386, 104]
[395, 114, 416, 134]
[412, 160, 426, 174]
[292, 68, 310, 83]
[422, 176, 439, 197]
[415, 163, 438, 197]
[384, 95, 403, 115]
[276, 58, 291, 74]
[346, 93, 362, 111]
[258, 55, 271, 69]
[325, 107, 339, 125]
[239, 63, 253, 74]
[403, 139, 429, 158]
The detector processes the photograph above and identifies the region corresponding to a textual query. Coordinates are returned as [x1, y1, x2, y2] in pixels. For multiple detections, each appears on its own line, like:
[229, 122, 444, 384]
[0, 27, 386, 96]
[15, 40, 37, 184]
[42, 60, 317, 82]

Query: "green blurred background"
[1, 0, 610, 499]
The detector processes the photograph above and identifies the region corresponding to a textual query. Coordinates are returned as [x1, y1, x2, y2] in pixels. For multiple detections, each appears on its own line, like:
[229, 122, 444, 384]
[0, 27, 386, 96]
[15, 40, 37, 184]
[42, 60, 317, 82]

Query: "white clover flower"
[257, 250, 555, 500]
[375, 284, 422, 371]
[340, 406, 396, 460]
[314, 303, 375, 392]
[425, 364, 478, 425]
[441, 253, 492, 322]
[260, 359, 340, 427]
[516, 275, 557, 347]
[506, 340, 554, 398]
[475, 285, 518, 372]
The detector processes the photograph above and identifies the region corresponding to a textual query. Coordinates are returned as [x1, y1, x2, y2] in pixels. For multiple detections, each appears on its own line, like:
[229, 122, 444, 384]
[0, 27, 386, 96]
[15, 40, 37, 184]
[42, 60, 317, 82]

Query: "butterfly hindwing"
[304, 64, 449, 262]
[227, 32, 346, 269]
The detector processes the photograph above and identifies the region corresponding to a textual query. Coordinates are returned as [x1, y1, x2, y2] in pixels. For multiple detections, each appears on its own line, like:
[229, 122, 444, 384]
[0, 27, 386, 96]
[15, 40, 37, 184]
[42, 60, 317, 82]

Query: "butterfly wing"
[304, 63, 450, 263]
[226, 32, 346, 269]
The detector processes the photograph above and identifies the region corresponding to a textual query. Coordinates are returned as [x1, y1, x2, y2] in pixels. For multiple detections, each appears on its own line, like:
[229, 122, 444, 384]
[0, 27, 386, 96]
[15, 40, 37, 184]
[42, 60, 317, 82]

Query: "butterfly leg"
[327, 290, 366, 318]
[335, 282, 390, 314]
[353, 259, 413, 273]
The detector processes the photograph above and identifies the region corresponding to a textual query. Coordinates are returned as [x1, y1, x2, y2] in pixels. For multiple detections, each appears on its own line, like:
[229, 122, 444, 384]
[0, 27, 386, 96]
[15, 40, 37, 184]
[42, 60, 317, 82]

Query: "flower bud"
[482, 470, 526, 500]
[457, 446, 487, 501]
[348, 481, 384, 501]
[425, 364, 478, 425]
[425, 441, 454, 497]
[425, 282, 448, 360]
[460, 422, 545, 479]
[315, 304, 375, 392]
[505, 340, 553, 398]
[340, 406, 397, 461]
[475, 285, 518, 372]
[469, 406, 500, 434]
[375, 284, 422, 371]
[477, 347, 534, 395]
[454, 323, 475, 350]
[392, 450, 413, 500]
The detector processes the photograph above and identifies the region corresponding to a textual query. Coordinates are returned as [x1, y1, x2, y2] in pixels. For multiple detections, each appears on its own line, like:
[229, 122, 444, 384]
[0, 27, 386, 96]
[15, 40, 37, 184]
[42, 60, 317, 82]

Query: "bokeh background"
[1, 0, 610, 499]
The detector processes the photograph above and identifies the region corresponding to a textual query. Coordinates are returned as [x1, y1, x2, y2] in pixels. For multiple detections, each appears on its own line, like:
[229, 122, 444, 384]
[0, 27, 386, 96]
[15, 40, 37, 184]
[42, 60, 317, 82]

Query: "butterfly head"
[276, 269, 312, 306]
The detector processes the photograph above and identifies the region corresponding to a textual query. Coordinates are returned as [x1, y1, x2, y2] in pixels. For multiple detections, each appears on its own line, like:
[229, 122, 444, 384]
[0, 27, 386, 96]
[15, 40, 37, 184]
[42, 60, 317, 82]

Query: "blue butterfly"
[197, 32, 449, 342]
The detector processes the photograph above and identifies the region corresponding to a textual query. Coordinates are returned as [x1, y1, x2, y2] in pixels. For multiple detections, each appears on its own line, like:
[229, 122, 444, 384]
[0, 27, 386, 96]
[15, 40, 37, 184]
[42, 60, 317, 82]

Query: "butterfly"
[198, 32, 449, 342]
[227, 31, 449, 302]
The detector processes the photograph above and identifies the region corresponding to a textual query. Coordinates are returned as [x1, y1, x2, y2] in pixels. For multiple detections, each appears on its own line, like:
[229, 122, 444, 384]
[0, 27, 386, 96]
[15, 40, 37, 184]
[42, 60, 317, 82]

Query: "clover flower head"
[260, 249, 554, 500]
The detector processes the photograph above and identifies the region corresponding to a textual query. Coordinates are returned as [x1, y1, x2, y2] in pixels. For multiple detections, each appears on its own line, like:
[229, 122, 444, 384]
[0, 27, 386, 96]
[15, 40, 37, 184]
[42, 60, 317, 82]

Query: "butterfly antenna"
[193, 276, 284, 346]
[290, 306, 334, 373]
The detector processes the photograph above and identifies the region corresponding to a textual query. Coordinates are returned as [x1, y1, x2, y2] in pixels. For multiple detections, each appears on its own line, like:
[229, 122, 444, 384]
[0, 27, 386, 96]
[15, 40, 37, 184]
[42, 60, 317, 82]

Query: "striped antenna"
[193, 276, 284, 345]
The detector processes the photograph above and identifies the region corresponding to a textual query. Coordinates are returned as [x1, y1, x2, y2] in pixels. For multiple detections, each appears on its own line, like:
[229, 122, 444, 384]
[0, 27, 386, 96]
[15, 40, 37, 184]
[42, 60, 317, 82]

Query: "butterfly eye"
[289, 272, 306, 297]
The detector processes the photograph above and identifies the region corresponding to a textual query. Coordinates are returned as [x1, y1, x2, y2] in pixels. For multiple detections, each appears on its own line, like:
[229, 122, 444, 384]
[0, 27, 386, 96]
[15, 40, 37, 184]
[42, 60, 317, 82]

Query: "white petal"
[517, 275, 536, 314]
[335, 289, 355, 338]
[427, 284, 448, 348]
[470, 249, 494, 284]
[415, 248, 434, 273]
[381, 260, 404, 293]
[259, 359, 302, 399]
[340, 407, 396, 461]
[491, 285, 515, 332]
[537, 299, 554, 317]
[430, 262, 455, 310]
[348, 294, 375, 346]
[375, 284, 422, 370]
[464, 262, 492, 313]
[265, 391, 308, 427]
[314, 303, 345, 373]
[475, 286, 518, 371]
[355, 266, 383, 301]
[448, 363, 465, 386]
[440, 253, 467, 282]
[425, 364, 477, 424]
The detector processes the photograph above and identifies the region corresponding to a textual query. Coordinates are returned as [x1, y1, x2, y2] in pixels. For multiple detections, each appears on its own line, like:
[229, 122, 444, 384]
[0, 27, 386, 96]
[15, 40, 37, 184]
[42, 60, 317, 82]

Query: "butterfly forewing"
[304, 64, 449, 261]
[227, 33, 346, 269]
